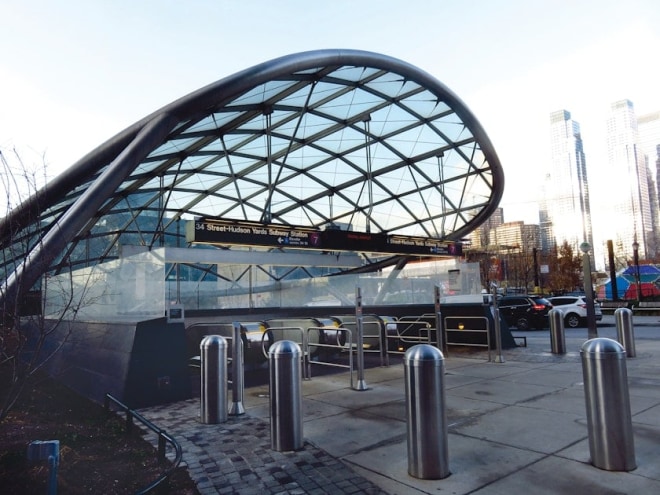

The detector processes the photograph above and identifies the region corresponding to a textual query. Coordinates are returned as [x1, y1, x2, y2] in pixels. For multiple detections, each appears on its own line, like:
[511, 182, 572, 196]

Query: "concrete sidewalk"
[139, 315, 660, 494]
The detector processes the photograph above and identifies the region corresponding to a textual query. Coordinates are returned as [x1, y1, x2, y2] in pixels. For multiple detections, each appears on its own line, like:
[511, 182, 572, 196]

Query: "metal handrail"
[385, 315, 433, 356]
[339, 320, 382, 350]
[443, 316, 491, 361]
[306, 327, 354, 388]
[261, 326, 308, 379]
[104, 393, 183, 495]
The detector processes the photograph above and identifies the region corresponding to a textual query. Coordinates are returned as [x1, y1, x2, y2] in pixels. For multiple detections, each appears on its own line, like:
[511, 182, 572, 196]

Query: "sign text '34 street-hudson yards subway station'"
[186, 219, 462, 257]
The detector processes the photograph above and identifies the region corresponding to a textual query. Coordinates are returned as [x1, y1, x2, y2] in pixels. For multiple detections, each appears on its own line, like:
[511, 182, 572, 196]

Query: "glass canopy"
[0, 49, 503, 305]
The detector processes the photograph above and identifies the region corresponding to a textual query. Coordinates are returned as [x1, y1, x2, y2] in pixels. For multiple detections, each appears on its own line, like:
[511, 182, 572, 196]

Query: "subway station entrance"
[2, 50, 506, 407]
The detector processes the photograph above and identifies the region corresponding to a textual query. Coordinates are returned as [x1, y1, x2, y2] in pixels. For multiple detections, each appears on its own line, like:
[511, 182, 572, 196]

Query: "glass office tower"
[606, 100, 655, 261]
[541, 110, 593, 260]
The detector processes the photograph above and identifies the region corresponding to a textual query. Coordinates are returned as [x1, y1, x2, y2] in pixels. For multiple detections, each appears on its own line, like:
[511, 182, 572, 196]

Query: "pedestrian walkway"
[138, 316, 660, 494]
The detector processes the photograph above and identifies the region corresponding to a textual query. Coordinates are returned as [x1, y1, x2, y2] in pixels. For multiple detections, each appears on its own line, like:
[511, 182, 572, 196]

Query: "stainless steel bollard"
[229, 322, 246, 415]
[27, 440, 59, 495]
[404, 344, 450, 480]
[200, 335, 228, 424]
[434, 285, 447, 354]
[269, 340, 303, 451]
[615, 308, 636, 358]
[581, 338, 636, 471]
[354, 286, 368, 390]
[491, 284, 504, 363]
[549, 308, 565, 354]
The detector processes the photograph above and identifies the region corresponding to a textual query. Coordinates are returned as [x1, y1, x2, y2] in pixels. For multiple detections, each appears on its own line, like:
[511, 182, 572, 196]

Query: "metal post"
[27, 440, 60, 495]
[491, 283, 504, 363]
[607, 240, 619, 301]
[379, 316, 389, 367]
[615, 307, 636, 358]
[157, 434, 166, 462]
[580, 242, 598, 339]
[549, 308, 565, 354]
[632, 240, 641, 301]
[229, 322, 245, 415]
[269, 340, 303, 452]
[533, 247, 540, 288]
[200, 335, 227, 424]
[404, 344, 450, 480]
[434, 285, 447, 354]
[580, 338, 636, 471]
[354, 286, 368, 391]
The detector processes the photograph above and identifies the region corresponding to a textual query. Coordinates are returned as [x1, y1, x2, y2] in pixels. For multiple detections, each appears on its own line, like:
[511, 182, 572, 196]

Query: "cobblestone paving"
[138, 399, 388, 494]
[137, 325, 636, 494]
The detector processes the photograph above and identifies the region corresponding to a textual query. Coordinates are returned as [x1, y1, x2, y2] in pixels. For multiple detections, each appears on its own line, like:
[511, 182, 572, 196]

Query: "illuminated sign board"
[186, 218, 462, 257]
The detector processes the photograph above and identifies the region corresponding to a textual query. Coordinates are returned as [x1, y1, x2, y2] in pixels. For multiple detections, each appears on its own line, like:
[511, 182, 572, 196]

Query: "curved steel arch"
[1, 49, 503, 303]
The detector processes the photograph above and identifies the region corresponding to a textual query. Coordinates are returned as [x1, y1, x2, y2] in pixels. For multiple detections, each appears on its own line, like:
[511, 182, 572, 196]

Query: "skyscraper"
[491, 221, 540, 254]
[637, 110, 660, 188]
[469, 207, 504, 249]
[605, 100, 655, 262]
[637, 110, 660, 256]
[541, 110, 593, 258]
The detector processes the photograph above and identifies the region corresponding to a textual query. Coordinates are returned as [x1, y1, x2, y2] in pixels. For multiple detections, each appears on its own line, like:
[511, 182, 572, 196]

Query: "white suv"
[547, 295, 603, 328]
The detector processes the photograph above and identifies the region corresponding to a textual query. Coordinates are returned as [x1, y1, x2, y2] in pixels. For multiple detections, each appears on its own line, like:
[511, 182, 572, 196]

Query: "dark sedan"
[497, 295, 553, 330]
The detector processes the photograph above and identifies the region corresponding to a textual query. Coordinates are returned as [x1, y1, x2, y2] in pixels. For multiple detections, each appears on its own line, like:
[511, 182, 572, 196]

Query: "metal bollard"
[200, 335, 228, 424]
[27, 440, 59, 495]
[580, 338, 636, 471]
[615, 308, 636, 358]
[549, 308, 565, 354]
[269, 340, 303, 451]
[491, 284, 504, 363]
[434, 285, 447, 354]
[229, 322, 246, 415]
[354, 286, 368, 390]
[404, 344, 450, 480]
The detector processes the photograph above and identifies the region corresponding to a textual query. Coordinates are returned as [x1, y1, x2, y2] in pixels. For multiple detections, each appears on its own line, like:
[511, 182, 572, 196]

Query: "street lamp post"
[579, 242, 598, 339]
[632, 240, 641, 301]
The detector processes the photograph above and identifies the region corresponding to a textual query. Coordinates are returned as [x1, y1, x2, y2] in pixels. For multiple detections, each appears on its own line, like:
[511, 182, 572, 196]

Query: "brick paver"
[138, 399, 388, 494]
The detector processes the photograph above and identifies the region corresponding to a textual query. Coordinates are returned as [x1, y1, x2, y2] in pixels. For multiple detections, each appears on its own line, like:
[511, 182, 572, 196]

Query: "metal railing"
[444, 316, 491, 361]
[306, 326, 355, 387]
[260, 326, 309, 379]
[385, 315, 433, 357]
[339, 320, 385, 362]
[186, 322, 235, 369]
[104, 393, 183, 495]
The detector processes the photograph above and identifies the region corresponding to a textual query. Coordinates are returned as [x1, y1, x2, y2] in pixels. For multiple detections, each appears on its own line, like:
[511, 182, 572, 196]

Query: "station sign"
[186, 218, 462, 257]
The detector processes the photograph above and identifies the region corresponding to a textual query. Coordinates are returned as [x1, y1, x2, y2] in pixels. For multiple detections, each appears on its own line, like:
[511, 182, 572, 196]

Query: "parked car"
[547, 295, 603, 328]
[497, 295, 553, 330]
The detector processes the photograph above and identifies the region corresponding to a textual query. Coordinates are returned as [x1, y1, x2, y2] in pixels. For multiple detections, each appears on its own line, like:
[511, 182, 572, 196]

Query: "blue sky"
[2, 0, 660, 226]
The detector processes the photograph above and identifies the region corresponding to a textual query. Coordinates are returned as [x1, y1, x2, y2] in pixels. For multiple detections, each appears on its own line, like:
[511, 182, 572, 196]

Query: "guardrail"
[104, 393, 183, 495]
[339, 319, 386, 365]
[306, 326, 355, 387]
[444, 316, 491, 361]
[600, 301, 629, 311]
[634, 301, 660, 313]
[260, 326, 309, 379]
[385, 315, 433, 356]
[186, 322, 235, 367]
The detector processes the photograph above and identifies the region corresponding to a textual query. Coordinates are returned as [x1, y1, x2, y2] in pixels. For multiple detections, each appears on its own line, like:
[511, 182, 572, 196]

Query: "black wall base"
[123, 318, 191, 409]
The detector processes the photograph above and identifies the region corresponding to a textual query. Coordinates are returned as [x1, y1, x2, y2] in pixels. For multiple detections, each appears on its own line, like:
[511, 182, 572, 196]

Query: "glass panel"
[43, 250, 165, 320]
[327, 65, 381, 84]
[364, 72, 416, 98]
[433, 114, 473, 143]
[231, 80, 299, 106]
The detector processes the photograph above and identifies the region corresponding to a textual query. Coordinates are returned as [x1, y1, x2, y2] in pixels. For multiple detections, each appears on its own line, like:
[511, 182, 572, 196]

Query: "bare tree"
[506, 250, 535, 291]
[0, 147, 99, 421]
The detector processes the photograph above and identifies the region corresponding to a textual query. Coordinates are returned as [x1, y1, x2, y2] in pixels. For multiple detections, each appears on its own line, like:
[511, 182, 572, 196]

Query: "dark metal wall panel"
[27, 319, 136, 404]
[123, 319, 191, 408]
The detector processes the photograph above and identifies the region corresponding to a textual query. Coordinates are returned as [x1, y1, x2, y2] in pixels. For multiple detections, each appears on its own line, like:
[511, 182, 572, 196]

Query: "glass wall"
[44, 250, 165, 321]
[44, 248, 482, 321]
